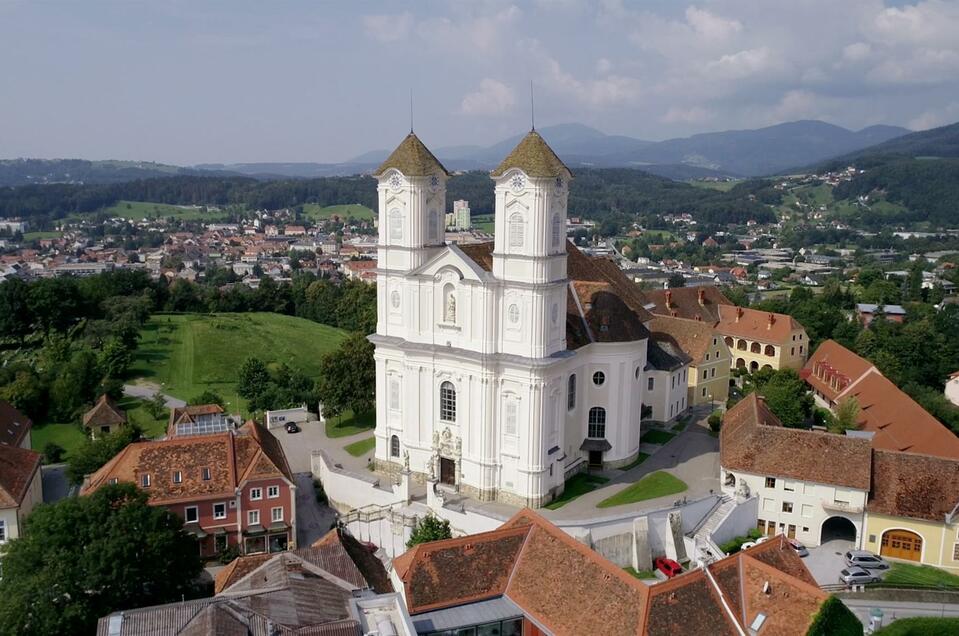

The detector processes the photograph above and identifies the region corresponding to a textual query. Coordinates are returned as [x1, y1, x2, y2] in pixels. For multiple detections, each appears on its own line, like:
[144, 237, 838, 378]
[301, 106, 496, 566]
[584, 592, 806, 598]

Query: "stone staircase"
[690, 495, 735, 564]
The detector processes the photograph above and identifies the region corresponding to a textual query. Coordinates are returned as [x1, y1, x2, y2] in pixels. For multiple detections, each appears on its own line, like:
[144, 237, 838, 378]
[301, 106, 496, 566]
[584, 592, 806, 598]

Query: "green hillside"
[302, 203, 374, 220]
[98, 200, 232, 221]
[128, 313, 348, 402]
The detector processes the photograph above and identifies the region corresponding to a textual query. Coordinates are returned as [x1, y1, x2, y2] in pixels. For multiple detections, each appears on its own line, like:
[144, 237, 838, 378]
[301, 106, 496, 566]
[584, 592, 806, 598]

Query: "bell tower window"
[551, 214, 561, 247]
[428, 210, 438, 241]
[389, 209, 403, 241]
[509, 213, 524, 248]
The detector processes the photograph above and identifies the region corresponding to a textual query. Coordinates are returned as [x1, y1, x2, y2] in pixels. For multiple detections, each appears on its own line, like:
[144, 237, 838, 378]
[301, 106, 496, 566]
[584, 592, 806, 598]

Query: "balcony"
[821, 499, 863, 514]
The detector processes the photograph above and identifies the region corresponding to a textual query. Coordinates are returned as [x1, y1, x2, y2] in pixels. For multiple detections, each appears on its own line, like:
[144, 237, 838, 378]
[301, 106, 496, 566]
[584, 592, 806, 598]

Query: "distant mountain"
[0, 158, 238, 187]
[814, 121, 959, 171]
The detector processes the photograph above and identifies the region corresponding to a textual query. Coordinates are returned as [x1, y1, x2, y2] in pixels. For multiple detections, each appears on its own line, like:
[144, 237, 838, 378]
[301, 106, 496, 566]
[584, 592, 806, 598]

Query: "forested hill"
[812, 121, 959, 172]
[0, 158, 238, 187]
[0, 169, 777, 229]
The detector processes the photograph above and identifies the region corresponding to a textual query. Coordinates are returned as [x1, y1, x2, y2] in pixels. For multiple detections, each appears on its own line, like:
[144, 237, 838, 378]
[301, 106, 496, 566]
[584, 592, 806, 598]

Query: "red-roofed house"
[0, 400, 33, 449]
[81, 421, 296, 557]
[0, 444, 43, 543]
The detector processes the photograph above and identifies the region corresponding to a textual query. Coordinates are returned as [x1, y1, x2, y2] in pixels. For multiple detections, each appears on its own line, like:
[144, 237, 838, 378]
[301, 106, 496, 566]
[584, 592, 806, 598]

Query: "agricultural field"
[688, 179, 740, 192]
[302, 203, 374, 221]
[97, 200, 232, 221]
[128, 313, 347, 405]
[22, 231, 62, 241]
[471, 214, 494, 233]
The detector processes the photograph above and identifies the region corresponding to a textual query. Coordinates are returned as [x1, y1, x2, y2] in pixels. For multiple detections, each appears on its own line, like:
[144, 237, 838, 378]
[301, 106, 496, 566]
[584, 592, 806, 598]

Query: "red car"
[654, 557, 683, 579]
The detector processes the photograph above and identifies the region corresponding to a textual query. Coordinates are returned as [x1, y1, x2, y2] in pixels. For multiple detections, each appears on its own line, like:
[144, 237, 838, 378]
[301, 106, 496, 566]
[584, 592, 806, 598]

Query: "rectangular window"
[800, 345, 804, 354]
[713, 338, 718, 346]
[172, 471, 182, 484]
[702, 387, 707, 397]
[213, 503, 226, 520]
[250, 488, 262, 501]
[185, 506, 198, 523]
[706, 353, 710, 361]
[671, 375, 675, 389]
[757, 518, 766, 532]
[141, 474, 151, 488]
[248, 510, 260, 526]
[648, 377, 654, 391]
[0, 519, 5, 542]
[765, 477, 776, 489]
[505, 401, 518, 436]
[271, 507, 283, 522]
[782, 502, 794, 513]
[267, 485, 279, 499]
[784, 481, 794, 492]
[791, 347, 795, 355]
[802, 504, 814, 518]
[710, 368, 716, 378]
[389, 379, 400, 410]
[702, 370, 708, 380]
[201, 467, 211, 481]
[954, 543, 959, 561]
[568, 375, 576, 410]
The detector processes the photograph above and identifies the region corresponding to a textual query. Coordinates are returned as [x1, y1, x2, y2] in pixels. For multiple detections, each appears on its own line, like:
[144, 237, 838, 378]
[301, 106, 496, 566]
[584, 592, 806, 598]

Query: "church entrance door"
[440, 457, 456, 485]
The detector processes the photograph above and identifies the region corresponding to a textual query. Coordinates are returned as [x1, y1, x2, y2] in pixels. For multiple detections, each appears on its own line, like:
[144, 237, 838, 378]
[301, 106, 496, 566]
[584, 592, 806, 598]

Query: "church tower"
[374, 133, 449, 273]
[490, 130, 572, 359]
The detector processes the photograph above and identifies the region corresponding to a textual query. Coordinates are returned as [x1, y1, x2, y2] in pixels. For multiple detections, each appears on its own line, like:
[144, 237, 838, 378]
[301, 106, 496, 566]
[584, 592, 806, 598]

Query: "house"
[284, 225, 307, 236]
[97, 527, 412, 635]
[343, 258, 377, 282]
[643, 336, 691, 423]
[390, 507, 830, 635]
[82, 394, 127, 439]
[0, 400, 33, 449]
[855, 303, 906, 326]
[947, 371, 959, 407]
[803, 340, 959, 459]
[643, 286, 808, 372]
[0, 444, 43, 543]
[649, 316, 731, 408]
[720, 394, 872, 548]
[80, 421, 296, 557]
[167, 403, 229, 437]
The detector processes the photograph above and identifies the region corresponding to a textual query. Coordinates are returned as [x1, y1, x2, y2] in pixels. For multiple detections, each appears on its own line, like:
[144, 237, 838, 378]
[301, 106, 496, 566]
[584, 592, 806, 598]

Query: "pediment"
[409, 244, 492, 282]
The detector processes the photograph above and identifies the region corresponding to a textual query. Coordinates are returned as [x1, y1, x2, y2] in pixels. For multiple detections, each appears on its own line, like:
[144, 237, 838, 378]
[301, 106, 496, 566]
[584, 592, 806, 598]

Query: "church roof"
[375, 132, 449, 177]
[490, 130, 570, 178]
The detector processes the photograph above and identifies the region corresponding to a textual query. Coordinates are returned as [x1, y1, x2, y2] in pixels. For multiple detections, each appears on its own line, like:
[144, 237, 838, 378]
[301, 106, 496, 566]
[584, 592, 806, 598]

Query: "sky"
[2, 0, 959, 165]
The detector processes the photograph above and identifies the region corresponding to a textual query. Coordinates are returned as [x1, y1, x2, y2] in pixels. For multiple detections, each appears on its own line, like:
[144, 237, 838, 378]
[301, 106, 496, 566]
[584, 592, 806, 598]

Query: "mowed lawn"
[597, 471, 688, 508]
[882, 563, 959, 589]
[302, 203, 374, 221]
[128, 313, 348, 403]
[98, 200, 231, 221]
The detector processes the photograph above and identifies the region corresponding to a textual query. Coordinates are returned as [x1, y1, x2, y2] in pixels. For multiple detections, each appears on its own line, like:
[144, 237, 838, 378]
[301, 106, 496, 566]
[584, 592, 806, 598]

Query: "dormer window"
[141, 474, 151, 488]
[201, 467, 211, 481]
[172, 471, 182, 484]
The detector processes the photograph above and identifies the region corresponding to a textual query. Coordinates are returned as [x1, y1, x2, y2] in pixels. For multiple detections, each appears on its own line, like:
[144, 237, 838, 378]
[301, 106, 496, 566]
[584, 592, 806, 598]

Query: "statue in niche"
[403, 450, 410, 471]
[445, 291, 456, 323]
[736, 478, 750, 499]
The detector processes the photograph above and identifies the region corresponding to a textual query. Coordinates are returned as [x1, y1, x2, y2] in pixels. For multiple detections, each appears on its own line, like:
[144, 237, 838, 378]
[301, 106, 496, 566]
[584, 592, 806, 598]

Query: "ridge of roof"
[375, 132, 449, 177]
[490, 130, 570, 178]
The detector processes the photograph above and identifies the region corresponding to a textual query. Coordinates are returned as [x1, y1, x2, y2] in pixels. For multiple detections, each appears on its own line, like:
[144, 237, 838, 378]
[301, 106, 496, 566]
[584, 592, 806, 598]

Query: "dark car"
[654, 557, 683, 579]
[285, 422, 300, 434]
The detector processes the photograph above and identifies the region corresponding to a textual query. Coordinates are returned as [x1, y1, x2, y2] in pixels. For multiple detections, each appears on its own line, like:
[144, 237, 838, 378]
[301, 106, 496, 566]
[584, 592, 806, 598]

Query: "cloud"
[362, 13, 412, 43]
[704, 47, 778, 80]
[842, 42, 872, 63]
[660, 106, 713, 124]
[419, 5, 521, 54]
[869, 0, 959, 48]
[684, 6, 742, 40]
[908, 101, 959, 130]
[460, 78, 515, 115]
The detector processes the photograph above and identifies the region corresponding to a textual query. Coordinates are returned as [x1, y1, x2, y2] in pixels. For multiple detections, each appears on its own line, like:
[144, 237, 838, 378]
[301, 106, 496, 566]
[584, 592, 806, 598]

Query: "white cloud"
[842, 42, 872, 63]
[908, 102, 959, 130]
[772, 90, 821, 121]
[660, 106, 713, 124]
[596, 57, 612, 74]
[419, 5, 521, 54]
[460, 78, 516, 115]
[684, 6, 742, 40]
[362, 13, 412, 43]
[705, 47, 778, 80]
[870, 0, 959, 48]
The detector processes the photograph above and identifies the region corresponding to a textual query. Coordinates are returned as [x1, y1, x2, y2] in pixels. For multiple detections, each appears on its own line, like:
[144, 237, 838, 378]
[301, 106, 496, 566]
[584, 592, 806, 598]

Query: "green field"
[31, 422, 87, 460]
[344, 436, 375, 457]
[544, 473, 609, 510]
[128, 313, 348, 405]
[875, 617, 959, 635]
[98, 200, 231, 221]
[472, 214, 494, 233]
[302, 203, 374, 221]
[882, 563, 959, 589]
[688, 179, 740, 192]
[325, 410, 375, 438]
[624, 567, 656, 579]
[22, 231, 62, 241]
[597, 471, 688, 508]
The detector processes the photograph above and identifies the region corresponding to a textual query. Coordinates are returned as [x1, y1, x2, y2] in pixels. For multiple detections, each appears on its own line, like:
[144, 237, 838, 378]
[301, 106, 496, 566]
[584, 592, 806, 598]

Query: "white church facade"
[369, 130, 654, 507]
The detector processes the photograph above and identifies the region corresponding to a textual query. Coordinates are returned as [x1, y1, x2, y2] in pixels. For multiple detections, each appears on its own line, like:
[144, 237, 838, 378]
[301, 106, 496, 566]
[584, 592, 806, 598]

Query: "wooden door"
[881, 530, 922, 562]
[440, 457, 456, 485]
[788, 524, 796, 539]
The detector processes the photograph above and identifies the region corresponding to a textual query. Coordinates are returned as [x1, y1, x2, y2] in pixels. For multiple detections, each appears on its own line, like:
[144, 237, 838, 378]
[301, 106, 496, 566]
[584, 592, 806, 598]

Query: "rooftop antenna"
[410, 89, 414, 134]
[530, 80, 535, 131]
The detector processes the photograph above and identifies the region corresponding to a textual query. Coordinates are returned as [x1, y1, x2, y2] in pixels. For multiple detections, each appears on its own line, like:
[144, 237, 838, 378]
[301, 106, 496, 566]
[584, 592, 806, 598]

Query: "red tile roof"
[0, 444, 41, 509]
[643, 286, 731, 323]
[715, 304, 804, 345]
[0, 400, 32, 448]
[721, 394, 873, 490]
[803, 339, 876, 403]
[648, 315, 721, 364]
[868, 450, 959, 522]
[82, 394, 127, 429]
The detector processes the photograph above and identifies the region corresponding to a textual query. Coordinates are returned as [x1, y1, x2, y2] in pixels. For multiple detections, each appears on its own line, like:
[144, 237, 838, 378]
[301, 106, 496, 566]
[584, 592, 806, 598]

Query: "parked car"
[844, 550, 889, 570]
[788, 539, 809, 557]
[756, 535, 771, 544]
[654, 557, 683, 579]
[740, 541, 757, 551]
[839, 566, 882, 586]
[285, 422, 300, 434]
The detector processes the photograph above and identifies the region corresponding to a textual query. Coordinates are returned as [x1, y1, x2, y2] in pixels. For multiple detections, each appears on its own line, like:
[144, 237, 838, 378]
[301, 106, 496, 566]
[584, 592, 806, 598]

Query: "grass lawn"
[471, 214, 494, 233]
[597, 471, 688, 508]
[302, 203, 374, 221]
[624, 567, 657, 579]
[98, 200, 230, 221]
[22, 230, 62, 241]
[128, 313, 348, 408]
[618, 452, 650, 471]
[641, 429, 676, 445]
[688, 179, 739, 192]
[344, 436, 375, 457]
[31, 422, 87, 460]
[325, 410, 375, 438]
[116, 396, 168, 439]
[874, 617, 959, 635]
[882, 563, 959, 589]
[544, 473, 610, 510]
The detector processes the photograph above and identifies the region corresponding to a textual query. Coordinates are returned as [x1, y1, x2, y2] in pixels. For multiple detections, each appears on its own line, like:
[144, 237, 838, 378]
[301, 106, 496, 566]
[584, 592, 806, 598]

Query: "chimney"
[665, 290, 673, 308]
[736, 307, 743, 322]
[697, 288, 705, 306]
[767, 313, 775, 330]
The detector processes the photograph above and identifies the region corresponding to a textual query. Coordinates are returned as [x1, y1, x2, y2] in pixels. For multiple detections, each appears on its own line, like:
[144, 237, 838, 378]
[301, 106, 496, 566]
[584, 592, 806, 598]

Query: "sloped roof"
[868, 449, 959, 522]
[490, 130, 570, 178]
[647, 336, 691, 372]
[715, 304, 805, 344]
[643, 286, 731, 323]
[721, 394, 873, 490]
[648, 315, 719, 365]
[375, 132, 449, 177]
[82, 394, 127, 429]
[0, 400, 32, 448]
[803, 339, 876, 403]
[0, 444, 41, 509]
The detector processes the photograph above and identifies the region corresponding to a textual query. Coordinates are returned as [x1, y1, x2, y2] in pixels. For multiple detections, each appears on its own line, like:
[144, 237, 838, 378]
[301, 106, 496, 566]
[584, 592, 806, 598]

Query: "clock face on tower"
[509, 174, 525, 192]
[388, 173, 403, 190]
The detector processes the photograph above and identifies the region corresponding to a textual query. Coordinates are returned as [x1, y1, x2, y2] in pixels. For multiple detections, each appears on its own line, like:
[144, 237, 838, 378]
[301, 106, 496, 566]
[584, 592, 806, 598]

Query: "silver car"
[844, 550, 890, 570]
[840, 566, 881, 586]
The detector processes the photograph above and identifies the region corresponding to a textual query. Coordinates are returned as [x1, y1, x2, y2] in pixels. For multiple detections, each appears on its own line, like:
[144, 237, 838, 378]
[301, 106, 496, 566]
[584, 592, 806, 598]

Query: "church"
[369, 129, 656, 507]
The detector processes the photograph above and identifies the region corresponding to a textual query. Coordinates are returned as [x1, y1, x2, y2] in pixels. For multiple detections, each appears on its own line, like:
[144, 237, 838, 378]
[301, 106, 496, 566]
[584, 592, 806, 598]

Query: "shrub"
[407, 513, 452, 548]
[718, 529, 763, 555]
[806, 595, 863, 636]
[217, 545, 241, 565]
[42, 442, 66, 464]
[313, 479, 328, 505]
[708, 414, 722, 432]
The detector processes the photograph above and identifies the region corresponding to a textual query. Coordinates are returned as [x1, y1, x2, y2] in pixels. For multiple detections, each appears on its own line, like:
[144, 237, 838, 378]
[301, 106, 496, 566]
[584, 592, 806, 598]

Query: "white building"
[445, 199, 471, 230]
[644, 338, 691, 423]
[369, 131, 651, 507]
[947, 371, 959, 407]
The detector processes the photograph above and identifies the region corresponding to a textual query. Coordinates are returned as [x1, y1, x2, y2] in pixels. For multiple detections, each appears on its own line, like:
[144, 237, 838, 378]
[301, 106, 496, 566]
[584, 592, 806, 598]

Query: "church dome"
[374, 132, 448, 177]
[490, 130, 570, 178]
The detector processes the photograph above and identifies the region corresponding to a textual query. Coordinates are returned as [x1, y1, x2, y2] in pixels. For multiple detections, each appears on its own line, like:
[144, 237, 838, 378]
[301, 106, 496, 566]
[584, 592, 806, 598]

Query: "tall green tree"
[0, 483, 202, 636]
[237, 357, 271, 401]
[406, 513, 452, 548]
[315, 332, 375, 419]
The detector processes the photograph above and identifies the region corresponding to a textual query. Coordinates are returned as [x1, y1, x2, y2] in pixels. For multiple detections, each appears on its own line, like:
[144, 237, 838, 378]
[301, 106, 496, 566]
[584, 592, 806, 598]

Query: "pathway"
[122, 383, 186, 409]
[293, 472, 337, 547]
[842, 597, 959, 627]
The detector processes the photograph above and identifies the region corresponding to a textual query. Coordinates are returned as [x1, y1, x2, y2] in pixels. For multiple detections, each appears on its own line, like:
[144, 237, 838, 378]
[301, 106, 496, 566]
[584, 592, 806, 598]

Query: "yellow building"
[863, 450, 959, 572]
[649, 316, 731, 409]
[717, 305, 808, 372]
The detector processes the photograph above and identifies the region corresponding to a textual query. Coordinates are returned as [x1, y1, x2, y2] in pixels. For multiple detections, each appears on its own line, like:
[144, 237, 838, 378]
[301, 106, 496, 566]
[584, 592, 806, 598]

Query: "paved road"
[843, 598, 959, 629]
[294, 472, 337, 547]
[123, 383, 186, 408]
[41, 463, 75, 503]
[805, 539, 855, 586]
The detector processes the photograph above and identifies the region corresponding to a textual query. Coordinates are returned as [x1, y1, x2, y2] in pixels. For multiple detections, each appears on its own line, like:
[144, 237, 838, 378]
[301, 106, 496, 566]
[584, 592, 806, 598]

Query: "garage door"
[880, 530, 922, 562]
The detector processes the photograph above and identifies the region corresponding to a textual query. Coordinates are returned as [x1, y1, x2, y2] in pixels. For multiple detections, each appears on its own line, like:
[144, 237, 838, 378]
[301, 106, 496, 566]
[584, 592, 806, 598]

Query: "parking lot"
[804, 539, 857, 586]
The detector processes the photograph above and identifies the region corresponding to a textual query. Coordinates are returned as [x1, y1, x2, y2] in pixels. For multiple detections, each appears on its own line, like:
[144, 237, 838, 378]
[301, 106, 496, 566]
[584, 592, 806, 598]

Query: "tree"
[42, 442, 65, 464]
[830, 397, 860, 434]
[805, 595, 863, 636]
[66, 425, 140, 484]
[745, 368, 813, 428]
[145, 392, 167, 420]
[315, 333, 375, 419]
[0, 483, 202, 636]
[0, 277, 33, 342]
[189, 390, 225, 408]
[407, 513, 452, 548]
[237, 357, 270, 401]
[667, 273, 686, 288]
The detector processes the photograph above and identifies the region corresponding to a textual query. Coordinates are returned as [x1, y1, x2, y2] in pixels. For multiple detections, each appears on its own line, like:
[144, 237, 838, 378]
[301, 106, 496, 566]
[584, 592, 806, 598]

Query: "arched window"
[428, 210, 438, 241]
[440, 381, 456, 422]
[443, 283, 456, 323]
[588, 407, 606, 438]
[551, 214, 561, 247]
[764, 344, 775, 356]
[724, 336, 734, 348]
[390, 435, 400, 457]
[737, 339, 747, 350]
[750, 342, 761, 354]
[389, 209, 403, 241]
[567, 374, 576, 410]
[509, 212, 524, 248]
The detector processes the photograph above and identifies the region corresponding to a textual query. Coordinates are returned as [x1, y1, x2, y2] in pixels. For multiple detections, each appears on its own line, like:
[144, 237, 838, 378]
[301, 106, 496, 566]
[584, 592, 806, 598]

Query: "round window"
[593, 371, 605, 386]
[508, 304, 520, 324]
[390, 291, 401, 309]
